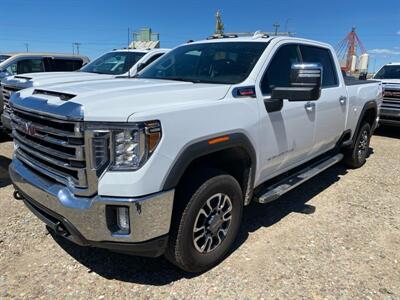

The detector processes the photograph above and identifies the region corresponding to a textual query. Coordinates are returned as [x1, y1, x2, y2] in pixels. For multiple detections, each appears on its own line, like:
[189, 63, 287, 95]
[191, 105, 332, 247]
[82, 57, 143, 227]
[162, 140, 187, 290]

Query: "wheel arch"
[162, 133, 256, 206]
[350, 100, 377, 148]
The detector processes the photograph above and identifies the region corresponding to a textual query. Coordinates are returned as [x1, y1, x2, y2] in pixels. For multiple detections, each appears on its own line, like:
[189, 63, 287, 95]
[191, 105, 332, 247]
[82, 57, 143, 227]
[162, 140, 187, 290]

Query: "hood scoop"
[14, 76, 32, 80]
[33, 89, 76, 101]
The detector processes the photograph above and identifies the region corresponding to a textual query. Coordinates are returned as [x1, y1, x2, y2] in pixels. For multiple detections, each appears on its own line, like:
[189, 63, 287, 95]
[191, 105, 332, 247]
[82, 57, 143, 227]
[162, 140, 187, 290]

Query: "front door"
[256, 43, 316, 183]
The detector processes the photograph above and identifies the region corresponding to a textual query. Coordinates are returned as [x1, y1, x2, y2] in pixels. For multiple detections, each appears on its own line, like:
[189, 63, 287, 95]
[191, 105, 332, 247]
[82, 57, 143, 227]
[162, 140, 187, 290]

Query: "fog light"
[117, 207, 130, 233]
[106, 205, 130, 235]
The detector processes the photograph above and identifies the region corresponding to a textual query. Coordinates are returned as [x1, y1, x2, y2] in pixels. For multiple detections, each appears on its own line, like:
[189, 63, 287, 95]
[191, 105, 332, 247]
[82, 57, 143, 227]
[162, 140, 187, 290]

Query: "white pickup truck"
[1, 48, 168, 133]
[9, 35, 382, 272]
[372, 62, 400, 126]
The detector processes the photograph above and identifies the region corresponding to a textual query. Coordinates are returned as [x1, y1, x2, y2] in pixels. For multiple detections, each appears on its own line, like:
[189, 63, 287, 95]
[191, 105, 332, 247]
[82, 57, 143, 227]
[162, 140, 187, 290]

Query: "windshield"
[0, 55, 11, 63]
[80, 51, 145, 75]
[374, 65, 400, 79]
[137, 42, 268, 84]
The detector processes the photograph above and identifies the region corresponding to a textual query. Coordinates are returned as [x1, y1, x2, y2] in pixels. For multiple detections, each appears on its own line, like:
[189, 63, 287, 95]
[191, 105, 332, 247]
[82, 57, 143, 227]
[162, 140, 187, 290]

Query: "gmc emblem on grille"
[21, 122, 36, 136]
[384, 90, 400, 98]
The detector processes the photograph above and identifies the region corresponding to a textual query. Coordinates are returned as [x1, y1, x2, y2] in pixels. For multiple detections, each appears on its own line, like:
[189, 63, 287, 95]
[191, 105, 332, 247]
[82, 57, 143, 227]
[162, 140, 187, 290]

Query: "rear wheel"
[166, 169, 243, 273]
[343, 122, 371, 169]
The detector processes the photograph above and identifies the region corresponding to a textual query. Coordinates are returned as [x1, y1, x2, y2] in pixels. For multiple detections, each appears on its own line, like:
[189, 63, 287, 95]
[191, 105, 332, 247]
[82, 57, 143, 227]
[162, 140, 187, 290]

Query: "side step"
[254, 153, 343, 204]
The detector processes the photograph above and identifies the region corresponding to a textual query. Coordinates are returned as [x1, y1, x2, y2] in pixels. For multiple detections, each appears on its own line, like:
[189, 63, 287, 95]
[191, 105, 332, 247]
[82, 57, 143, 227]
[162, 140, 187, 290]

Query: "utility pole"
[73, 42, 81, 55]
[273, 22, 280, 36]
[284, 19, 291, 32]
[24, 43, 29, 52]
[128, 27, 131, 49]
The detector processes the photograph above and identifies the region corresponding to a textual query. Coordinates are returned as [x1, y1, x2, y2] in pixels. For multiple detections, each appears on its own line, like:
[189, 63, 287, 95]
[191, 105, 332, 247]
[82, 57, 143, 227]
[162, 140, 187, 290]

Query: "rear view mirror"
[271, 63, 322, 101]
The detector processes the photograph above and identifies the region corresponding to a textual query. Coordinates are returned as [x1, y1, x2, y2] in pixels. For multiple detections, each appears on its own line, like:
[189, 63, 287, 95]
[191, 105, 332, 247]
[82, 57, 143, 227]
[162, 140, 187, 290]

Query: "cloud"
[397, 30, 400, 35]
[368, 48, 400, 55]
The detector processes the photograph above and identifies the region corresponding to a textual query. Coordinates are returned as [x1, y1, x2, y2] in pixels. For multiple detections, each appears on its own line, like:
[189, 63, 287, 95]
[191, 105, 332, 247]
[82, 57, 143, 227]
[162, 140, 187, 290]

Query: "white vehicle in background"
[9, 36, 382, 272]
[1, 48, 169, 133]
[372, 63, 400, 126]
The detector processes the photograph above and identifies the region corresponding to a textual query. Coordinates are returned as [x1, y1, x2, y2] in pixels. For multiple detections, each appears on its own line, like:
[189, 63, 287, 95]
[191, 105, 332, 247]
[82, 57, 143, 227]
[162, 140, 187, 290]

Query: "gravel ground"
[0, 127, 399, 299]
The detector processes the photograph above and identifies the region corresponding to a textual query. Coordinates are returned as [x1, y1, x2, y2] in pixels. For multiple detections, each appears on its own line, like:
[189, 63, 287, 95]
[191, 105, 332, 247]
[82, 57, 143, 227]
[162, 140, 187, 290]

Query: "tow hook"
[13, 190, 24, 200]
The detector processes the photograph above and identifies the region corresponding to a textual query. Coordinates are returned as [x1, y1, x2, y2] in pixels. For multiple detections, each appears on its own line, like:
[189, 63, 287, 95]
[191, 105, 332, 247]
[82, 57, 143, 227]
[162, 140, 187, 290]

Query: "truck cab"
[372, 63, 400, 126]
[8, 35, 381, 272]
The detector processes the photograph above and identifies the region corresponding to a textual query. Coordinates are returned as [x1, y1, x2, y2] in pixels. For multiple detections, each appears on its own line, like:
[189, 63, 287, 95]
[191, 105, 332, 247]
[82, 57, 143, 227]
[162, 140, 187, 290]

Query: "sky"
[0, 0, 399, 72]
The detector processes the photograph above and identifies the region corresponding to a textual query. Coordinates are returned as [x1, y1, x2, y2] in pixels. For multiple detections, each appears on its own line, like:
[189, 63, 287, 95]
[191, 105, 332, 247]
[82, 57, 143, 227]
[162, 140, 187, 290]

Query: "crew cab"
[8, 35, 382, 272]
[1, 48, 168, 133]
[372, 63, 400, 126]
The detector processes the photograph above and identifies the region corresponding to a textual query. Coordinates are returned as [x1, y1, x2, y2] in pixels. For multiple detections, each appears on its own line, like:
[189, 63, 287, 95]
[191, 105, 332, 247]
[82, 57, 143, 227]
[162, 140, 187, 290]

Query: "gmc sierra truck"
[9, 35, 382, 273]
[372, 63, 400, 126]
[1, 48, 168, 134]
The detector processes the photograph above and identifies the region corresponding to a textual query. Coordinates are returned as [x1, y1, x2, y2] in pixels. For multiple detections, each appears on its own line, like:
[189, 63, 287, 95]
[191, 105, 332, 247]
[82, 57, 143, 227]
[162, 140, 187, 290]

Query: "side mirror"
[271, 63, 322, 101]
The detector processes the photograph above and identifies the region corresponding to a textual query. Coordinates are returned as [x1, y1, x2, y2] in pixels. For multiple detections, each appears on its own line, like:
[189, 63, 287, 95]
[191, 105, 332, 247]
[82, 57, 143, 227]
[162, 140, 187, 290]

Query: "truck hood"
[373, 79, 400, 86]
[15, 78, 231, 121]
[3, 72, 114, 89]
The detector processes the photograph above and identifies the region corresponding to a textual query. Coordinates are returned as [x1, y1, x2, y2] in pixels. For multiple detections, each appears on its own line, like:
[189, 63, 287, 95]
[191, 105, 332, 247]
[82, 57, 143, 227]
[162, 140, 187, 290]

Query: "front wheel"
[166, 170, 243, 273]
[343, 122, 371, 169]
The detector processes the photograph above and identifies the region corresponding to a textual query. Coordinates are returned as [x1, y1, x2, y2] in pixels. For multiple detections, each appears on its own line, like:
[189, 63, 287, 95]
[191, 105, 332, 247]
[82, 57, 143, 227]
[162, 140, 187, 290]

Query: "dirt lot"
[0, 127, 399, 299]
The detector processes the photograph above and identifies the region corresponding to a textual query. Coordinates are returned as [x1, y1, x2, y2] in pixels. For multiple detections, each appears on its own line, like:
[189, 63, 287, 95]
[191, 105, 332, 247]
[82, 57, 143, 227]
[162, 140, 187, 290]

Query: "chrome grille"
[382, 89, 400, 110]
[11, 107, 98, 196]
[2, 85, 21, 113]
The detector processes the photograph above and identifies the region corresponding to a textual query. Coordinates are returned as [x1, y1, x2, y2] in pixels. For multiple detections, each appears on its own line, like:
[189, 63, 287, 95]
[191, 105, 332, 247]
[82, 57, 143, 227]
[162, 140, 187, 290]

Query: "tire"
[165, 169, 243, 273]
[343, 122, 371, 169]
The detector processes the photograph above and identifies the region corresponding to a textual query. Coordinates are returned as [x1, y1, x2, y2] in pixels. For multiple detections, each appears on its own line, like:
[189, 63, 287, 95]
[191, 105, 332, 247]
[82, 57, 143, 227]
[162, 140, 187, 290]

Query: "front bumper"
[379, 107, 400, 126]
[10, 158, 174, 257]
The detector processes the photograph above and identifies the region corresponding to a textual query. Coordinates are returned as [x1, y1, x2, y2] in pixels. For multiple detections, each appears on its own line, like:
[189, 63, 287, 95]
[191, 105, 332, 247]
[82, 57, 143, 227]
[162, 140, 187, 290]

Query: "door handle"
[305, 102, 315, 112]
[339, 96, 347, 105]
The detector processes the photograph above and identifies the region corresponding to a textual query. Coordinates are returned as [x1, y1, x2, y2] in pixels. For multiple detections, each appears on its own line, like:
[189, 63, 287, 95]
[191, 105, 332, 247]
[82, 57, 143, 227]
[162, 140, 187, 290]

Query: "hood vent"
[33, 89, 76, 101]
[14, 76, 32, 80]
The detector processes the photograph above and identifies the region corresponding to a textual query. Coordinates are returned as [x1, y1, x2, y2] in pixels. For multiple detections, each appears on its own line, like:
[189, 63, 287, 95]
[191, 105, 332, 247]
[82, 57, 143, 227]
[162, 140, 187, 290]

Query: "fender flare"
[162, 133, 257, 197]
[349, 100, 377, 148]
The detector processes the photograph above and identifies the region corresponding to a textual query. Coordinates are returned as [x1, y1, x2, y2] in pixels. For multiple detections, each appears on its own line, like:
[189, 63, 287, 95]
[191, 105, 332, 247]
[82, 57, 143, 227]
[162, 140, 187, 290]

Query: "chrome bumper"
[10, 158, 174, 244]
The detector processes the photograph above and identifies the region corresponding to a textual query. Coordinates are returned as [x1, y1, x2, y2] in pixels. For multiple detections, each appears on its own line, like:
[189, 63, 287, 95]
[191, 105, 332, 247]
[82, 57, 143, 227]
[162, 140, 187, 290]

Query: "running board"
[254, 153, 343, 204]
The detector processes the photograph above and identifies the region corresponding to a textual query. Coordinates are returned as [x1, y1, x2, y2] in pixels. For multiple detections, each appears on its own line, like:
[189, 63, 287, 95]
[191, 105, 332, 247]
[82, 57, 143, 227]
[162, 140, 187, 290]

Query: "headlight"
[86, 121, 161, 172]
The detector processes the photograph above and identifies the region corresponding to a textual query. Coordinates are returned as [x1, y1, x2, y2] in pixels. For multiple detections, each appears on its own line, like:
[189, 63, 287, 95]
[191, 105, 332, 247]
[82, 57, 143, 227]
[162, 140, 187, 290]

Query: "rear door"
[256, 43, 316, 181]
[299, 45, 347, 155]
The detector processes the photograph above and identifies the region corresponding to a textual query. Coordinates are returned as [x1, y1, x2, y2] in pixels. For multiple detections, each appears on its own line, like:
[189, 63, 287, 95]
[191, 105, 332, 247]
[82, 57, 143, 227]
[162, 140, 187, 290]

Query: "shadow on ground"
[0, 155, 12, 188]
[374, 125, 400, 139]
[52, 162, 348, 285]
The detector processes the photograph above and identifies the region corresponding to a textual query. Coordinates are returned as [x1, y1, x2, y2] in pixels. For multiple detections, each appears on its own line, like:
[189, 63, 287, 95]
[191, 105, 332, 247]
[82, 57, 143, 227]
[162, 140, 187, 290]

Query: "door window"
[260, 44, 301, 95]
[141, 53, 164, 68]
[300, 45, 338, 87]
[17, 59, 45, 74]
[48, 59, 84, 71]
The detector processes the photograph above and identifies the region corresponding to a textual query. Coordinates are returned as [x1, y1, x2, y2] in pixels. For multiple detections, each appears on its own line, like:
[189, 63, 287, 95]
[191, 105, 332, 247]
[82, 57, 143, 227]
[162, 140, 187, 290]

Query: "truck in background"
[1, 48, 168, 134]
[0, 52, 89, 132]
[9, 36, 382, 272]
[372, 63, 400, 126]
